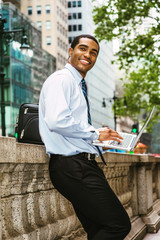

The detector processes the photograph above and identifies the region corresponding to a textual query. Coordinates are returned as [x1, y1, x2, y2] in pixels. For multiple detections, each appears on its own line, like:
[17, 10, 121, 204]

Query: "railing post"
[155, 164, 160, 199]
[137, 163, 153, 214]
[137, 158, 160, 233]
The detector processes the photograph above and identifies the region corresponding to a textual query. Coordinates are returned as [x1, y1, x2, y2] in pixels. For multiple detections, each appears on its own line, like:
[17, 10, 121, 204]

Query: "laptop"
[93, 106, 155, 152]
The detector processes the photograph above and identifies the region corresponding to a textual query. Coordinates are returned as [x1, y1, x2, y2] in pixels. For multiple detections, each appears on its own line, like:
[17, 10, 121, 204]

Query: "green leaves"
[93, 0, 160, 128]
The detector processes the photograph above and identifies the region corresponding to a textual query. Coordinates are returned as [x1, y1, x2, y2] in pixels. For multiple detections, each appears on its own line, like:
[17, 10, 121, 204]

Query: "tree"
[92, 0, 160, 127]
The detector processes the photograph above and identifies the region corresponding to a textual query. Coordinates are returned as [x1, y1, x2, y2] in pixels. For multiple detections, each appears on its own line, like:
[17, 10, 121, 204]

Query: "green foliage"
[93, 0, 160, 128]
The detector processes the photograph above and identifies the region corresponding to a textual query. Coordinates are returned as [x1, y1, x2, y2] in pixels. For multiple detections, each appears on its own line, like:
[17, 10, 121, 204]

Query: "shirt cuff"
[90, 129, 99, 140]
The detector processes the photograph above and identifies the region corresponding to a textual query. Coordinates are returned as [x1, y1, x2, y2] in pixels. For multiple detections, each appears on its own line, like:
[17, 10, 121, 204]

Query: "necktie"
[81, 79, 92, 125]
[81, 79, 106, 165]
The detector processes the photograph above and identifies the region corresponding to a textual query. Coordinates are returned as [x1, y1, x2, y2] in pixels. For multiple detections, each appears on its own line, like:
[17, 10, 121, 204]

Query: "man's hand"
[97, 127, 123, 143]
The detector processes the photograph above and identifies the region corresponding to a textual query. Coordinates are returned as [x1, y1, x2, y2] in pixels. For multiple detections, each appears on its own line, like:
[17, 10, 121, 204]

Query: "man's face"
[69, 38, 99, 78]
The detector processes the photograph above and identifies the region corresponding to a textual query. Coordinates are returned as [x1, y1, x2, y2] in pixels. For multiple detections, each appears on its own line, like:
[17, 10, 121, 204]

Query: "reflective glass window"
[46, 36, 51, 45]
[46, 20, 51, 29]
[73, 13, 76, 19]
[72, 1, 76, 7]
[27, 6, 32, 15]
[78, 24, 82, 31]
[37, 21, 42, 29]
[37, 6, 41, 14]
[73, 25, 77, 31]
[68, 1, 71, 8]
[78, 12, 82, 19]
[78, 1, 82, 7]
[46, 5, 51, 14]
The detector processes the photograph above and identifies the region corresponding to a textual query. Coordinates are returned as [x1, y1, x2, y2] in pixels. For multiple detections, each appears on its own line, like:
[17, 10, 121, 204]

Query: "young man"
[39, 34, 131, 240]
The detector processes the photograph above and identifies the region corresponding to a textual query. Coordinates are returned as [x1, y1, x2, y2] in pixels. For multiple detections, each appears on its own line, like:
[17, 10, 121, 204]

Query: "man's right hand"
[97, 127, 123, 143]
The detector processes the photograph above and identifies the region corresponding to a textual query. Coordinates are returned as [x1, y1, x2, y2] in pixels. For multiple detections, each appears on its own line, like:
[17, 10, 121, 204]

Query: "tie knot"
[81, 78, 86, 84]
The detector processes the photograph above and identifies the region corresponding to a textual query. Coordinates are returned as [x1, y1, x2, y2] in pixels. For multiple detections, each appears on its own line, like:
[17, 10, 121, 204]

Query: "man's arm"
[43, 74, 98, 141]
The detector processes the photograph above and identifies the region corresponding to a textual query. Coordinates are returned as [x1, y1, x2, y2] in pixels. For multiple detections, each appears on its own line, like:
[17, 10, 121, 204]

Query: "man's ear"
[69, 47, 73, 57]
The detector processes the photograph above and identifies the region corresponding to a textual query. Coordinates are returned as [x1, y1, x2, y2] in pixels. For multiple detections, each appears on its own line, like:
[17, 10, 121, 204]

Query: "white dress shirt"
[39, 63, 99, 156]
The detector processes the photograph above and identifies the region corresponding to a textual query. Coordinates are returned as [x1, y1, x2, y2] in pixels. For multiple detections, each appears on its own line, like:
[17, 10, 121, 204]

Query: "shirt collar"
[64, 63, 84, 85]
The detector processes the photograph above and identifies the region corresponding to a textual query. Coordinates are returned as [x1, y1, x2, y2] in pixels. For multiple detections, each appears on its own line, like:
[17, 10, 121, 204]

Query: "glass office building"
[0, 3, 56, 136]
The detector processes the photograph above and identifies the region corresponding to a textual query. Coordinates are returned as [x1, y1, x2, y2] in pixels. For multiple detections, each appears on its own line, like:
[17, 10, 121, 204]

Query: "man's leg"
[49, 155, 131, 240]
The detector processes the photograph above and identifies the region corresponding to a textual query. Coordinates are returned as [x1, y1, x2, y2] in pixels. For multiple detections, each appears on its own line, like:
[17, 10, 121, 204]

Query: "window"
[59, 24, 62, 33]
[57, 6, 59, 15]
[68, 1, 71, 8]
[27, 6, 32, 15]
[59, 9, 61, 18]
[73, 25, 77, 31]
[73, 13, 76, 19]
[68, 25, 72, 32]
[57, 22, 59, 30]
[62, 27, 65, 35]
[78, 1, 82, 7]
[78, 24, 82, 31]
[78, 12, 82, 19]
[37, 6, 41, 14]
[46, 36, 51, 45]
[62, 12, 65, 21]
[72, 1, 76, 7]
[68, 13, 72, 20]
[46, 20, 51, 29]
[37, 21, 42, 29]
[46, 5, 51, 14]
[69, 37, 72, 44]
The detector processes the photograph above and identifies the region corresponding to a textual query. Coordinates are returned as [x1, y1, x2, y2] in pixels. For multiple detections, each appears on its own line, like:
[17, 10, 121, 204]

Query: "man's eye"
[80, 47, 85, 51]
[91, 52, 97, 57]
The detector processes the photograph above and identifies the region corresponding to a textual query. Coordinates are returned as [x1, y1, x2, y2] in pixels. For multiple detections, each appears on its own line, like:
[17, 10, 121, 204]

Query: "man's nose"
[84, 51, 90, 58]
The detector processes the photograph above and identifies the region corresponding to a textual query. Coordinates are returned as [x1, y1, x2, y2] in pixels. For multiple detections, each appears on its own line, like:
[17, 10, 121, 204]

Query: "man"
[39, 34, 131, 240]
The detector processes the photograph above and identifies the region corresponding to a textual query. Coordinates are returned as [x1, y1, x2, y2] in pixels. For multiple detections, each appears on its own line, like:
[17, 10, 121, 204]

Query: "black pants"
[49, 154, 131, 240]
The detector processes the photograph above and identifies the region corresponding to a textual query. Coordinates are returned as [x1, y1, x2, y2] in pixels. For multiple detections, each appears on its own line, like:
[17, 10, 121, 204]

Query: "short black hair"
[71, 34, 100, 53]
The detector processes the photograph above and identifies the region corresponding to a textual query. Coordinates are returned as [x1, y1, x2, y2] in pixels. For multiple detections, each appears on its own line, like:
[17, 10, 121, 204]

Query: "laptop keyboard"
[107, 133, 136, 148]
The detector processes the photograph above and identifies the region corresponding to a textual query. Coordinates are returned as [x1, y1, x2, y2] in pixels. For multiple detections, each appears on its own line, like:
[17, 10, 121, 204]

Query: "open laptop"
[93, 106, 155, 152]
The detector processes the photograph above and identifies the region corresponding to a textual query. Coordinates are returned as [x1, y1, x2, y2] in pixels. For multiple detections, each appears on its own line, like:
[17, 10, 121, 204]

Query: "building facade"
[20, 0, 68, 70]
[68, 0, 116, 128]
[2, 0, 20, 8]
[0, 3, 56, 136]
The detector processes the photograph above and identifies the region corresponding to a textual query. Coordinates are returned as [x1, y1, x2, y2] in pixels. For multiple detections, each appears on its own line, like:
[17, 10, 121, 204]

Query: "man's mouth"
[80, 59, 91, 65]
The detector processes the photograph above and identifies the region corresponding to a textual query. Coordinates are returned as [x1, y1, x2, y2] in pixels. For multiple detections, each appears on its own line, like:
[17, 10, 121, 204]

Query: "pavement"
[142, 229, 160, 240]
[74, 230, 160, 240]
[74, 231, 160, 240]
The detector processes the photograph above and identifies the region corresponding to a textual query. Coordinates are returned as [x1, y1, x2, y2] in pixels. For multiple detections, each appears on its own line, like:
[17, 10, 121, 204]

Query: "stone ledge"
[1, 137, 160, 240]
[0, 137, 49, 163]
[142, 202, 160, 233]
[153, 200, 160, 215]
[125, 216, 147, 240]
[1, 137, 160, 164]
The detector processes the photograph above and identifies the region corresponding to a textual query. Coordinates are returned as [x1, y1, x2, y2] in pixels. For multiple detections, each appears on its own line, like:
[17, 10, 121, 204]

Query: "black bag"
[16, 103, 44, 145]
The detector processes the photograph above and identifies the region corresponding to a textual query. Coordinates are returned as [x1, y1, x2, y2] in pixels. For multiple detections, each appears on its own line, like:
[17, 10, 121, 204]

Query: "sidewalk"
[74, 231, 160, 240]
[142, 229, 160, 240]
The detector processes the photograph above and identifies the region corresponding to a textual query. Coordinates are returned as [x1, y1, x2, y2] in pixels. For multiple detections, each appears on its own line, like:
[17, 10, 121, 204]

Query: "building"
[2, 0, 20, 9]
[0, 2, 56, 136]
[20, 0, 68, 70]
[68, 0, 116, 128]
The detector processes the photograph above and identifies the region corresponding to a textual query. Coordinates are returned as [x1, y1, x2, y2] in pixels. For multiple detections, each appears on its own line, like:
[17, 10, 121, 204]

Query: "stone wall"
[0, 137, 160, 240]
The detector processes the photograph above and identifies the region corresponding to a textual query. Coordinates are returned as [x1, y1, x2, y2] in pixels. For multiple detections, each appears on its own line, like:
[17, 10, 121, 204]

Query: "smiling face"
[68, 38, 99, 78]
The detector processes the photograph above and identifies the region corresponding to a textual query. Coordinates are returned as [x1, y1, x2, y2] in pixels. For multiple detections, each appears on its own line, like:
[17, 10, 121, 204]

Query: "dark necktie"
[81, 79, 92, 124]
[81, 79, 106, 165]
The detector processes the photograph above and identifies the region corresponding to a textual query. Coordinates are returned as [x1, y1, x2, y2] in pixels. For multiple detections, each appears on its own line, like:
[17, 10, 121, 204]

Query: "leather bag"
[16, 103, 44, 145]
